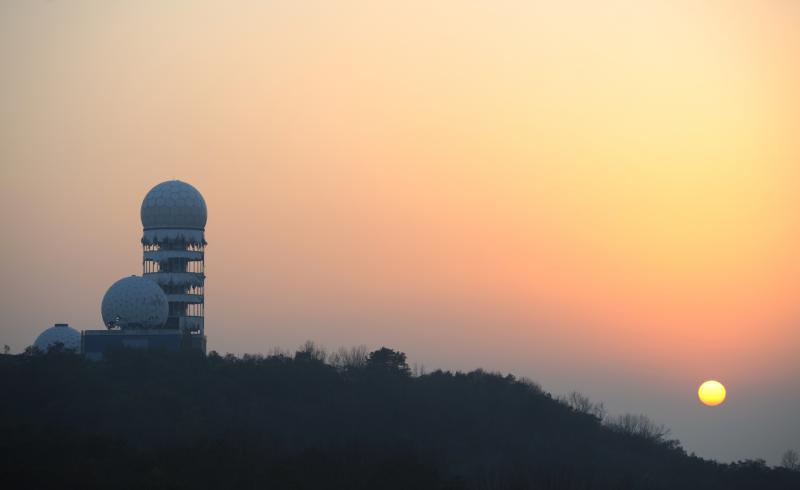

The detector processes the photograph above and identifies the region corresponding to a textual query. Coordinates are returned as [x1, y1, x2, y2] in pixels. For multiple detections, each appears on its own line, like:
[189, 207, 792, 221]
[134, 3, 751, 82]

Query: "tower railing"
[142, 233, 205, 334]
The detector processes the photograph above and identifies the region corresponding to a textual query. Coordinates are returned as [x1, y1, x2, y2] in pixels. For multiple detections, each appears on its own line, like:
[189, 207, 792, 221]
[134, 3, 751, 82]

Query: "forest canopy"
[0, 345, 797, 490]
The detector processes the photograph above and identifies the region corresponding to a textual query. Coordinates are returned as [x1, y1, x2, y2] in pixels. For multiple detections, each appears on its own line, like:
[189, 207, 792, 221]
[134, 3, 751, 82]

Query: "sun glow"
[698, 380, 727, 407]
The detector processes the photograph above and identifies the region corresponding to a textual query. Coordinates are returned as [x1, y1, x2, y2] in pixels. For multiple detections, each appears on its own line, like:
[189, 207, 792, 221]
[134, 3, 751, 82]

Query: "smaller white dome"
[33, 323, 81, 352]
[101, 276, 169, 329]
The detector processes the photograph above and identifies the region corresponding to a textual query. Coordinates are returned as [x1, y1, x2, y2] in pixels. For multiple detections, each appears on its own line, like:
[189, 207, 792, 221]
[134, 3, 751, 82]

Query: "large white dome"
[101, 276, 169, 329]
[33, 323, 81, 352]
[140, 180, 207, 230]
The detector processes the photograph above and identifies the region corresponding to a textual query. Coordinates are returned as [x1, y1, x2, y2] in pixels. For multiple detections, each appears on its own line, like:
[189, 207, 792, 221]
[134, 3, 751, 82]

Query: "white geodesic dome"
[140, 180, 207, 230]
[33, 324, 81, 352]
[101, 276, 169, 329]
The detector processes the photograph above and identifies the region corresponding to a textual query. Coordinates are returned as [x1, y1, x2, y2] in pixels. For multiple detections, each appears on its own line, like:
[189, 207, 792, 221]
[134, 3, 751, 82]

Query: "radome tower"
[140, 180, 207, 337]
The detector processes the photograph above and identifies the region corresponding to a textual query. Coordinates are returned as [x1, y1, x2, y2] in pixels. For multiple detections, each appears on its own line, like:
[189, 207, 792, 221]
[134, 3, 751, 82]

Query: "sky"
[1, 0, 799, 464]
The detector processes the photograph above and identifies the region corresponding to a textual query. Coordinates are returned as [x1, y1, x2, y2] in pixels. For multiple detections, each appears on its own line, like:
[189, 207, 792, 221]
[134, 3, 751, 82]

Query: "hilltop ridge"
[0, 345, 797, 490]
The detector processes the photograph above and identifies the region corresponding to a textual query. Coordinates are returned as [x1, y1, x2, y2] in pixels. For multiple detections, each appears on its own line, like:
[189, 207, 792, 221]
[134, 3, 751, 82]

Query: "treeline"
[0, 344, 798, 490]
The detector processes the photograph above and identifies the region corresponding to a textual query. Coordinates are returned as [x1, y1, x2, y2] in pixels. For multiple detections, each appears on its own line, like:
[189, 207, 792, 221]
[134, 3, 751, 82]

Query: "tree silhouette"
[606, 413, 671, 443]
[329, 345, 368, 371]
[295, 340, 327, 363]
[782, 449, 799, 471]
[561, 391, 607, 421]
[365, 347, 411, 377]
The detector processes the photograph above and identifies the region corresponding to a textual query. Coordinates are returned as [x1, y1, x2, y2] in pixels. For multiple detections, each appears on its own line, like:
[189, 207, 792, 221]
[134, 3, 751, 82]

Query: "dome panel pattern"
[140, 180, 207, 230]
[101, 276, 169, 329]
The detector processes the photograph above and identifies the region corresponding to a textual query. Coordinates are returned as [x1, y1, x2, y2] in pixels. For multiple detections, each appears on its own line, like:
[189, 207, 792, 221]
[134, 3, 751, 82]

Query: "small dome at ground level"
[33, 324, 81, 352]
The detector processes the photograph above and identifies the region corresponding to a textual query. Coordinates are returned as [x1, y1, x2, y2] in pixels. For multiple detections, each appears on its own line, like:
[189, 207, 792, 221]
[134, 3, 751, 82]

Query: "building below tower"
[82, 329, 206, 361]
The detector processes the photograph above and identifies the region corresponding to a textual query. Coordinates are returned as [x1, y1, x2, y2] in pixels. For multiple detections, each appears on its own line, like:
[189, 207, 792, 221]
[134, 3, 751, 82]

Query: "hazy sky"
[1, 0, 799, 464]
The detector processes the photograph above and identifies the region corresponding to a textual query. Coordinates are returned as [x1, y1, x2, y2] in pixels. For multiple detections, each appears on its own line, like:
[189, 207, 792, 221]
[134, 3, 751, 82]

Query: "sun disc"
[698, 380, 726, 406]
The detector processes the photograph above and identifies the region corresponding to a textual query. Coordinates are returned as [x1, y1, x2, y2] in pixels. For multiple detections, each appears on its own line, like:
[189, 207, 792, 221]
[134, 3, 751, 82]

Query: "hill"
[0, 345, 797, 490]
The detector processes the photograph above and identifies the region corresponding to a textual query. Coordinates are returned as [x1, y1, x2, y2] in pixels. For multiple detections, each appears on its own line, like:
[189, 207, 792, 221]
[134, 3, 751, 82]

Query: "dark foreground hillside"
[0, 346, 797, 490]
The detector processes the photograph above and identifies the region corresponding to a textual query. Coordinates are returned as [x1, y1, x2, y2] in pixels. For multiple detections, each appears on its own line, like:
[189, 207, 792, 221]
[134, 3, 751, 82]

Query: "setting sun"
[698, 380, 727, 407]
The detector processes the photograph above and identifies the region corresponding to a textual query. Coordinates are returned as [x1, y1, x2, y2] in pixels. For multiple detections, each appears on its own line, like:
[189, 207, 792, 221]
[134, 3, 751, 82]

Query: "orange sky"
[1, 0, 799, 463]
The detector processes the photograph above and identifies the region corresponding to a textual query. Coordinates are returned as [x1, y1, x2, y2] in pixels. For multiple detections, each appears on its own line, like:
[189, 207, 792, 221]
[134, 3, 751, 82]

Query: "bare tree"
[560, 391, 607, 421]
[295, 340, 327, 363]
[3, 344, 9, 355]
[268, 346, 291, 358]
[607, 413, 670, 442]
[329, 345, 368, 370]
[782, 449, 799, 471]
